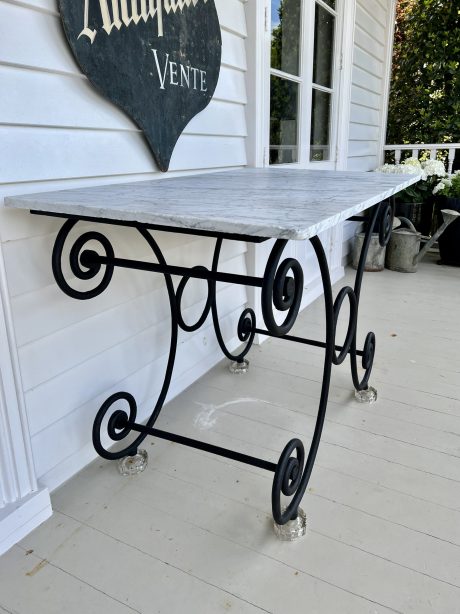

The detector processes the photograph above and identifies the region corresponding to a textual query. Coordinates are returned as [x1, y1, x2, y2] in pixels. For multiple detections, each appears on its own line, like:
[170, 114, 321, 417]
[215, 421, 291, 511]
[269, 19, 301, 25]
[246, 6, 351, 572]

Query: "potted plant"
[376, 158, 447, 236]
[433, 171, 460, 266]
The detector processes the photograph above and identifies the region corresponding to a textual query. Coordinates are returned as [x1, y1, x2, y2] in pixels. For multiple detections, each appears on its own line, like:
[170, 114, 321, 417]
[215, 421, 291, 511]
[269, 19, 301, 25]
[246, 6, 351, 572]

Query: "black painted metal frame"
[34, 198, 394, 526]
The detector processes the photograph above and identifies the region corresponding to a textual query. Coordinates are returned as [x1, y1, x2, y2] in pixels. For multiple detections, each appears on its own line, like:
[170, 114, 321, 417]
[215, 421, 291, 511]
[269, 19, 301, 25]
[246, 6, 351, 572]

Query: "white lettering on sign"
[152, 49, 208, 91]
[79, 0, 208, 43]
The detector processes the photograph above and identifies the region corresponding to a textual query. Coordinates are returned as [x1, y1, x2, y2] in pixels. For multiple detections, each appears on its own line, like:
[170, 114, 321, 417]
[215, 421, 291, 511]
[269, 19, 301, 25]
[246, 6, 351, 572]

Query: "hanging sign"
[59, 1, 222, 171]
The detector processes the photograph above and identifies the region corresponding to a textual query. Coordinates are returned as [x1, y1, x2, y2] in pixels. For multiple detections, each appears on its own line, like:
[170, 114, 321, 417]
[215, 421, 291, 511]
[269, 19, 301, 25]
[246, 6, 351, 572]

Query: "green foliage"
[441, 173, 460, 198]
[387, 0, 460, 145]
[397, 181, 431, 204]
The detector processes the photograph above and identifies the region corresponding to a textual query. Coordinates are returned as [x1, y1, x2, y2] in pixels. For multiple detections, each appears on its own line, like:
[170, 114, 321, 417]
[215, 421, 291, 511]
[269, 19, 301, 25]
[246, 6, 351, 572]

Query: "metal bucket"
[385, 218, 421, 273]
[352, 233, 386, 272]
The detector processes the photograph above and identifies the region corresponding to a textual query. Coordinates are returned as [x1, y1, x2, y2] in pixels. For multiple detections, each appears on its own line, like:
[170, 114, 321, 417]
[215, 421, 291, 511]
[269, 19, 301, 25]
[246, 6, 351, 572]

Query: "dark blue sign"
[59, 1, 222, 171]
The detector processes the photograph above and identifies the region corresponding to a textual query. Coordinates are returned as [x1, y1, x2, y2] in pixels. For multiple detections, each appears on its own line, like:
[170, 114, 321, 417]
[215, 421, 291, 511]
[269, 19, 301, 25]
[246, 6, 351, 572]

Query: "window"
[269, 0, 341, 166]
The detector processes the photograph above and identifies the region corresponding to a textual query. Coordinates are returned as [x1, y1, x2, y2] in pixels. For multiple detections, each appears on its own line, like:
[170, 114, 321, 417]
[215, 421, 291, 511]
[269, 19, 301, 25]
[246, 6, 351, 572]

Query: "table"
[6, 168, 420, 535]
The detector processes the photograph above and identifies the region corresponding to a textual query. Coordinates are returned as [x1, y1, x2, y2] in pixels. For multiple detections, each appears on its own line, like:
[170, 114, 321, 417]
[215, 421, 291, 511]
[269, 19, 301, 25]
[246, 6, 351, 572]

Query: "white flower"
[402, 157, 427, 178]
[403, 157, 422, 169]
[432, 176, 453, 195]
[375, 163, 420, 175]
[375, 163, 398, 173]
[421, 159, 446, 177]
[433, 181, 446, 195]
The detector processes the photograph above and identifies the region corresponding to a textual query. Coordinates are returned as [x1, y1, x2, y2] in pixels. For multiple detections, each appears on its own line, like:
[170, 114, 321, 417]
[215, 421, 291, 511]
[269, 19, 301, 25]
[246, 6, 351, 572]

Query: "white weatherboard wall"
[0, 0, 249, 545]
[342, 0, 396, 265]
[347, 0, 396, 172]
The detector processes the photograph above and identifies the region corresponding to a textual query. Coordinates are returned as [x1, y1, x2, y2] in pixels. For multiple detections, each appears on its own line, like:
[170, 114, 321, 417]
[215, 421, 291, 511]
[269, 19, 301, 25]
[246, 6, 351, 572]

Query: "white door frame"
[0, 244, 51, 556]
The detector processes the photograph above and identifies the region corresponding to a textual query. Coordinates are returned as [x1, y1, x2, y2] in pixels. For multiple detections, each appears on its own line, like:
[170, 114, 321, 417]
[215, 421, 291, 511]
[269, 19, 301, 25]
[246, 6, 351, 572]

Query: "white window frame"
[259, 0, 355, 170]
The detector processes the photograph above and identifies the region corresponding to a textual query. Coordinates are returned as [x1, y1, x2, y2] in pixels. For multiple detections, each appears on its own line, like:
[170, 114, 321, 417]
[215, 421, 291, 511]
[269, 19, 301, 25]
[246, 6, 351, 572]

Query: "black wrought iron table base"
[37, 198, 393, 531]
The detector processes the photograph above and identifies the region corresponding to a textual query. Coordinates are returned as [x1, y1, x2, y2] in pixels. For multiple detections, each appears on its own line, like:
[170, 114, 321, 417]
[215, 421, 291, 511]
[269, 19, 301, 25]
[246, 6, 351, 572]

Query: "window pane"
[310, 89, 331, 161]
[271, 0, 302, 76]
[313, 4, 335, 88]
[270, 76, 299, 165]
[321, 0, 336, 8]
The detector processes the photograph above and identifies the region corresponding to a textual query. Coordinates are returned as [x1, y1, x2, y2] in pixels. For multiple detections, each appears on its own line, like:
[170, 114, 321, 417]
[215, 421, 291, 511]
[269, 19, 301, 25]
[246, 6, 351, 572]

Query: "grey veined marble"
[5, 169, 421, 240]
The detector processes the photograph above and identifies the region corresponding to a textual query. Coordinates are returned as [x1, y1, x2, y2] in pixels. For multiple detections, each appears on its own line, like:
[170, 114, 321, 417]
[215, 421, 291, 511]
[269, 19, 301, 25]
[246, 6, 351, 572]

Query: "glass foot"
[274, 508, 307, 541]
[355, 386, 378, 404]
[229, 359, 249, 375]
[117, 449, 148, 476]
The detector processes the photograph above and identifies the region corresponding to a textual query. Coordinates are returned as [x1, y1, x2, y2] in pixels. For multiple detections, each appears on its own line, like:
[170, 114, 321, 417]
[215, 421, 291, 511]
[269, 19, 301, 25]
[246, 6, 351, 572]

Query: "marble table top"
[5, 169, 421, 240]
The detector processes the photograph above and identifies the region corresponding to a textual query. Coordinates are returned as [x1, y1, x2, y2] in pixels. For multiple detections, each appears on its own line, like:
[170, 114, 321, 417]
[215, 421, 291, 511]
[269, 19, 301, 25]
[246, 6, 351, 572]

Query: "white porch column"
[0, 245, 51, 556]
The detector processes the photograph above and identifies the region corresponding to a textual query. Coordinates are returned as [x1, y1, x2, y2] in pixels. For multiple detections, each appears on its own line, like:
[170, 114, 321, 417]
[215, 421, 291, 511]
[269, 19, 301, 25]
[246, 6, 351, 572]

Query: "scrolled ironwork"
[272, 235, 335, 525]
[92, 391, 140, 460]
[52, 219, 115, 300]
[91, 226, 179, 458]
[211, 238, 256, 362]
[362, 331, 376, 371]
[176, 265, 213, 332]
[48, 206, 388, 528]
[262, 240, 304, 337]
[345, 201, 388, 391]
[353, 202, 384, 300]
[332, 286, 358, 366]
[272, 438, 305, 525]
[378, 200, 394, 247]
[350, 331, 376, 392]
[237, 308, 256, 345]
[133, 226, 179, 428]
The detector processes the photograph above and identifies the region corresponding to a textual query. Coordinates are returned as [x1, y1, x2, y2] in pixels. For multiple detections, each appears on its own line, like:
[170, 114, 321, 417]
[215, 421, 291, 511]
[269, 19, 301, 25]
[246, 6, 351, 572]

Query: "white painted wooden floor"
[1, 254, 459, 614]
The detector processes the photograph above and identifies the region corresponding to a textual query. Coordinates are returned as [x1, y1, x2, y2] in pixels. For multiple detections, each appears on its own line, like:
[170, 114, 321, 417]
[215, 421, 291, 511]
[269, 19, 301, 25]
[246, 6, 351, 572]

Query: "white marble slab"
[5, 169, 421, 240]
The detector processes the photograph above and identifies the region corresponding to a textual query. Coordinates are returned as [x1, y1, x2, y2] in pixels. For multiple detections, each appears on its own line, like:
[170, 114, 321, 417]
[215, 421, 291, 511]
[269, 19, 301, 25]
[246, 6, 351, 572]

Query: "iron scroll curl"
[92, 392, 140, 460]
[261, 240, 304, 337]
[378, 200, 395, 247]
[211, 237, 305, 361]
[176, 266, 213, 333]
[332, 286, 358, 366]
[52, 219, 115, 300]
[211, 238, 257, 362]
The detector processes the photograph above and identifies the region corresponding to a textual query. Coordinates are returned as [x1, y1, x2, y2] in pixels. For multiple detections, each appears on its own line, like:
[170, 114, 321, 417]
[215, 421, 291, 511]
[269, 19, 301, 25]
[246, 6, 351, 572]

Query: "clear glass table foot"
[229, 359, 249, 375]
[274, 508, 307, 541]
[117, 449, 148, 476]
[355, 386, 378, 404]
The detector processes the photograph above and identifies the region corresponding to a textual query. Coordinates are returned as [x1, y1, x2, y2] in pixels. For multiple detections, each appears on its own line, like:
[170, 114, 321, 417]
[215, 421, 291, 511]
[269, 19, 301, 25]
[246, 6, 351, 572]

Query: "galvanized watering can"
[386, 210, 460, 273]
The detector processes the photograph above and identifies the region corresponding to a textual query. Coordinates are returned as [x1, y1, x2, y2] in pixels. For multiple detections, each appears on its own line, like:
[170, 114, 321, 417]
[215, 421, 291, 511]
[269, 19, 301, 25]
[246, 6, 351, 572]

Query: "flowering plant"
[376, 157, 447, 203]
[433, 171, 460, 199]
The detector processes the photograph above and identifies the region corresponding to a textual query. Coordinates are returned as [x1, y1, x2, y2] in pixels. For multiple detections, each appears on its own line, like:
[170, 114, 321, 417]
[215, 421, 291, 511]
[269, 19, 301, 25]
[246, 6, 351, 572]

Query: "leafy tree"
[387, 0, 460, 146]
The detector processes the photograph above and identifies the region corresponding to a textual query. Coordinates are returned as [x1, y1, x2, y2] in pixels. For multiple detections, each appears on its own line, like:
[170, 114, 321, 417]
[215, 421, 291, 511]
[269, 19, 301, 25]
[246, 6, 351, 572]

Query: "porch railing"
[384, 143, 460, 174]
